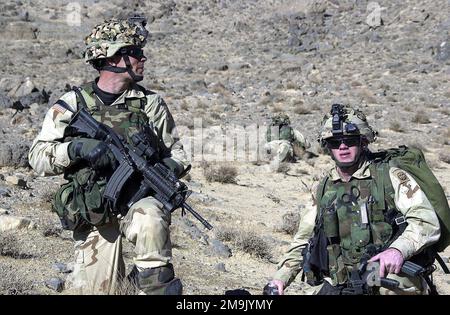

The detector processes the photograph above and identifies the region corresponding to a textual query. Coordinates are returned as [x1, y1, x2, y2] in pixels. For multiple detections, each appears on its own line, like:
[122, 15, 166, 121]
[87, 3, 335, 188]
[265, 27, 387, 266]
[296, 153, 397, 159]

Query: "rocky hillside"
[0, 0, 449, 295]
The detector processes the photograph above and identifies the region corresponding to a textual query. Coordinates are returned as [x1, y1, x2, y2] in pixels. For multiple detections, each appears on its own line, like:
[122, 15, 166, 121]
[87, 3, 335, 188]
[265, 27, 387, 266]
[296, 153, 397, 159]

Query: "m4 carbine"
[68, 106, 213, 230]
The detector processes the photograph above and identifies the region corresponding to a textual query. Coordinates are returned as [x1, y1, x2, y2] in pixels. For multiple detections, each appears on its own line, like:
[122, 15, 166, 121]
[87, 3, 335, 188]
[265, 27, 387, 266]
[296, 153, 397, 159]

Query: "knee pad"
[128, 264, 182, 295]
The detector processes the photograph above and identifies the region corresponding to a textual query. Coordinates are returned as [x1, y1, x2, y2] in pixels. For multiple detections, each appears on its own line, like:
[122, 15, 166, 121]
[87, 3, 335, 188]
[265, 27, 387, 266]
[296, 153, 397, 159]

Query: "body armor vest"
[266, 124, 295, 143]
[78, 82, 153, 146]
[318, 166, 396, 285]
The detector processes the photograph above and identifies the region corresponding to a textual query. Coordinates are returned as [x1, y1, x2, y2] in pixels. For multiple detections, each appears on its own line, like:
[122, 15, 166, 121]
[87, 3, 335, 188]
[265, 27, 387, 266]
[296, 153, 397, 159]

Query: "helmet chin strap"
[99, 54, 143, 82]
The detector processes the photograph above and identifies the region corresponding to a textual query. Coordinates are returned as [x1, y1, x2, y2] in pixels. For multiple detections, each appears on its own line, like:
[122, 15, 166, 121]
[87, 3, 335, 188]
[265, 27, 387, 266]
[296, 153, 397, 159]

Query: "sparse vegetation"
[389, 121, 404, 132]
[293, 105, 312, 115]
[0, 233, 33, 259]
[202, 162, 238, 184]
[412, 111, 431, 124]
[216, 227, 271, 260]
[180, 100, 189, 111]
[439, 151, 450, 164]
[276, 211, 300, 235]
[275, 162, 291, 174]
[0, 262, 35, 295]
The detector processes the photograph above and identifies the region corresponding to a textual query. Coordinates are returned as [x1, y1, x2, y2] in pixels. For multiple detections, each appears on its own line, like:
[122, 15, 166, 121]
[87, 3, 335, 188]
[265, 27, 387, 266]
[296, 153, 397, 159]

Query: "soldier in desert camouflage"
[28, 16, 189, 295]
[265, 104, 441, 295]
[264, 113, 310, 170]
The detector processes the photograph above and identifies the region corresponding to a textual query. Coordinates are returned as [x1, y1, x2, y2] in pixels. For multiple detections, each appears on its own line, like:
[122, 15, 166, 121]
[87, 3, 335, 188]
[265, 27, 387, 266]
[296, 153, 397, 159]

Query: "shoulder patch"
[393, 169, 410, 184]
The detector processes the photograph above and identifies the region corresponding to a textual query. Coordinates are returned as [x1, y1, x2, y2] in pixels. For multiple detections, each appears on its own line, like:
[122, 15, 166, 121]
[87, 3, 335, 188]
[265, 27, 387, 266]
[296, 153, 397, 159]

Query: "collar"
[91, 79, 146, 106]
[329, 159, 372, 182]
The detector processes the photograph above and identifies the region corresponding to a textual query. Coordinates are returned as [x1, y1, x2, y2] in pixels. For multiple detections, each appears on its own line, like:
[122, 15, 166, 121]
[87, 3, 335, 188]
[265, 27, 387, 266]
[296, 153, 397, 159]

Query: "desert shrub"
[0, 233, 33, 259]
[294, 106, 311, 115]
[277, 211, 300, 235]
[439, 151, 450, 164]
[389, 121, 404, 132]
[412, 111, 430, 124]
[216, 227, 271, 260]
[202, 162, 238, 184]
[0, 262, 35, 295]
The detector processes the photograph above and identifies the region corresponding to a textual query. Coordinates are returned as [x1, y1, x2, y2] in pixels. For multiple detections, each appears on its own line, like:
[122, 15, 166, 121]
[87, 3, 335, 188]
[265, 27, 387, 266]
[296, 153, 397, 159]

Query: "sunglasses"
[326, 136, 361, 149]
[121, 46, 145, 59]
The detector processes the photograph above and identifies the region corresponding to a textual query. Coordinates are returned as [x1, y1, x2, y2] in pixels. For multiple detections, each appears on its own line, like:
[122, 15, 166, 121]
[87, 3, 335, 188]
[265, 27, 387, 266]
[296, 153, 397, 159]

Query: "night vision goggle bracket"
[330, 103, 359, 137]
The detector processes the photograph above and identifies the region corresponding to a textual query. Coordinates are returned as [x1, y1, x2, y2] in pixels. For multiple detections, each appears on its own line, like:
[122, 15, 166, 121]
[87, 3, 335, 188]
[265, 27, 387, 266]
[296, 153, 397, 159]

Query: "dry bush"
[215, 227, 237, 243]
[210, 111, 221, 120]
[276, 211, 300, 235]
[389, 121, 404, 133]
[443, 128, 450, 145]
[439, 151, 450, 164]
[216, 227, 271, 260]
[440, 107, 449, 116]
[271, 103, 284, 113]
[293, 105, 312, 115]
[0, 233, 33, 259]
[114, 274, 140, 295]
[202, 162, 238, 184]
[180, 100, 189, 111]
[0, 262, 35, 295]
[235, 232, 271, 260]
[41, 222, 63, 237]
[412, 111, 431, 124]
[275, 162, 291, 174]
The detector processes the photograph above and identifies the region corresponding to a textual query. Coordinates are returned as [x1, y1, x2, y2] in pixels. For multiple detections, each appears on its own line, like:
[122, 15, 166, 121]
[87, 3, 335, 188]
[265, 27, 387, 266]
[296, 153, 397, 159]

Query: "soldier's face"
[327, 136, 361, 165]
[126, 48, 147, 76]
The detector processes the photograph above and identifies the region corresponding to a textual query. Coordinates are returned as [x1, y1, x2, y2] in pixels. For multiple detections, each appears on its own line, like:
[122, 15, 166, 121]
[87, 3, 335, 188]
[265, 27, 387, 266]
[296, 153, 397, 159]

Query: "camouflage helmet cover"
[271, 113, 291, 126]
[318, 105, 377, 145]
[84, 16, 148, 63]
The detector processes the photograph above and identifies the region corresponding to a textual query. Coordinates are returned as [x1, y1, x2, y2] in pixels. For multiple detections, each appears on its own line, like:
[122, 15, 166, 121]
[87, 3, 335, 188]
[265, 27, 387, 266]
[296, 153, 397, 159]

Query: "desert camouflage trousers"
[265, 140, 294, 163]
[67, 196, 173, 295]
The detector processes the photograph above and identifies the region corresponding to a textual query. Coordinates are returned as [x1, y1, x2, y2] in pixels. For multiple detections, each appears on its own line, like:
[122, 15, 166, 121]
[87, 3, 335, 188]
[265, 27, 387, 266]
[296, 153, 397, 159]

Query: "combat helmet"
[84, 15, 149, 81]
[271, 113, 291, 126]
[318, 104, 377, 147]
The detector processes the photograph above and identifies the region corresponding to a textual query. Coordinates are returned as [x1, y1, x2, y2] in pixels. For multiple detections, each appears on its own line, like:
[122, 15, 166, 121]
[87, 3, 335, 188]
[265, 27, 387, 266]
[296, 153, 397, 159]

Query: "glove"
[68, 138, 116, 170]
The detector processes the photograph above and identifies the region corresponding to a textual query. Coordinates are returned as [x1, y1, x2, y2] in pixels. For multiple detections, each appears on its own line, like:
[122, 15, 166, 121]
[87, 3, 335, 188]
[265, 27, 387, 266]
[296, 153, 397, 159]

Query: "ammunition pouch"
[52, 167, 110, 230]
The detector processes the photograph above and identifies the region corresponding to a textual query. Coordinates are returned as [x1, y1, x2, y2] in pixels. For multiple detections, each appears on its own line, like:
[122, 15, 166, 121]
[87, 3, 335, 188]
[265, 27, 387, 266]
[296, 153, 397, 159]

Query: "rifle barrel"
[182, 202, 213, 230]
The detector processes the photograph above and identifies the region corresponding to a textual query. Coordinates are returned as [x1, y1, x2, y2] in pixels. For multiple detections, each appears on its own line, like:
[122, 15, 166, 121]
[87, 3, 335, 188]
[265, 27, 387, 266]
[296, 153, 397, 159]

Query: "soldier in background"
[265, 113, 311, 170]
[28, 16, 190, 295]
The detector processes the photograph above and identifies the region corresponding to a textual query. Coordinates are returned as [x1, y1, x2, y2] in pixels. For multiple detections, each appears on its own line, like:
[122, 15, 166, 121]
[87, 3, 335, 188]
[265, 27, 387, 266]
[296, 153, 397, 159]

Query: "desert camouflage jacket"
[273, 159, 441, 286]
[28, 83, 189, 177]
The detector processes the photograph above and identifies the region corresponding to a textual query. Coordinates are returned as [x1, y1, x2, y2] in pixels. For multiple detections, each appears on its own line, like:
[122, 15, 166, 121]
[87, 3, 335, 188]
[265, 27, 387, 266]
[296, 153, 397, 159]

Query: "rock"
[5, 176, 27, 188]
[52, 263, 73, 274]
[181, 217, 209, 245]
[0, 208, 9, 215]
[28, 102, 41, 116]
[0, 215, 35, 232]
[0, 187, 11, 197]
[45, 278, 65, 293]
[189, 192, 217, 205]
[0, 142, 30, 168]
[210, 239, 232, 258]
[215, 262, 227, 272]
[0, 93, 13, 110]
[19, 90, 48, 107]
[12, 77, 35, 98]
[0, 22, 37, 41]
[434, 40, 450, 62]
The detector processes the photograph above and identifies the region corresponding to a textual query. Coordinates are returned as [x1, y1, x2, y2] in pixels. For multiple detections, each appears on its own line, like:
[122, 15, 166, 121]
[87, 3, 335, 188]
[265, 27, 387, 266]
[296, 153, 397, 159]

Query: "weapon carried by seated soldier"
[63, 102, 212, 230]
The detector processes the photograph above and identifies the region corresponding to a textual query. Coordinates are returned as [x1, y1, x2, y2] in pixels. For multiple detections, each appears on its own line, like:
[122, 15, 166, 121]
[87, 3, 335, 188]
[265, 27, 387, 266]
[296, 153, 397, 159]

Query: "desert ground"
[0, 0, 449, 295]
